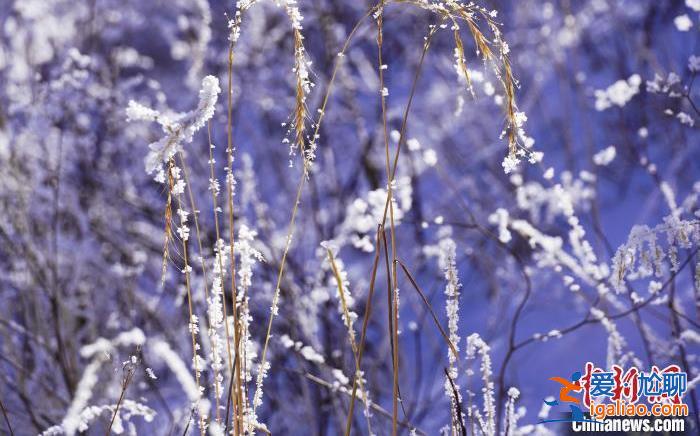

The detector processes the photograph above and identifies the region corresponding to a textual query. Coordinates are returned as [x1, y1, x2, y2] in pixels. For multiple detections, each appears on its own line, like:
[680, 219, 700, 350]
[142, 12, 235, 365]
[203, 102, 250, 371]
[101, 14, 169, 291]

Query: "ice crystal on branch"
[611, 218, 700, 292]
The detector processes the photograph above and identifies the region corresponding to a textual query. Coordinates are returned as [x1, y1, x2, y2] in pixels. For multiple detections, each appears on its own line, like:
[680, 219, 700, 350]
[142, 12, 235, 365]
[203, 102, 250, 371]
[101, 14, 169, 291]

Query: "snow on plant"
[592, 145, 616, 166]
[322, 241, 358, 329]
[43, 401, 156, 436]
[207, 238, 229, 400]
[236, 224, 263, 429]
[589, 307, 639, 370]
[594, 74, 641, 111]
[466, 333, 496, 436]
[424, 229, 462, 430]
[1, 1, 699, 435]
[611, 216, 700, 291]
[126, 75, 221, 179]
[151, 339, 210, 419]
[504, 387, 520, 436]
[433, 234, 464, 429]
[46, 329, 147, 435]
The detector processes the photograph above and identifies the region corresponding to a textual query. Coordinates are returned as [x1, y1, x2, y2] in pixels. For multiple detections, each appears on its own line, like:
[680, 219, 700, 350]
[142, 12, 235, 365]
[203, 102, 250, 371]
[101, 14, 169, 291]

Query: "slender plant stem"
[170, 162, 206, 436]
[106, 366, 134, 436]
[251, 5, 378, 420]
[224, 39, 244, 435]
[0, 396, 13, 436]
[345, 226, 383, 436]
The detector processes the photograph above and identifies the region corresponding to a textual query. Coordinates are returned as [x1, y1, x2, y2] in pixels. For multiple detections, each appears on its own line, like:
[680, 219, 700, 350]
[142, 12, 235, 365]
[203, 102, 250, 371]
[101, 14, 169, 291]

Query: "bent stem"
[344, 226, 383, 436]
[106, 363, 136, 436]
[326, 248, 374, 436]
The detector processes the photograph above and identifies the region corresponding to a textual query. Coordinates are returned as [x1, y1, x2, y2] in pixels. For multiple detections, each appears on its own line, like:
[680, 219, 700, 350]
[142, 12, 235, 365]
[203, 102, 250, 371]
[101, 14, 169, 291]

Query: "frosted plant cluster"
[594, 74, 641, 111]
[0, 1, 698, 435]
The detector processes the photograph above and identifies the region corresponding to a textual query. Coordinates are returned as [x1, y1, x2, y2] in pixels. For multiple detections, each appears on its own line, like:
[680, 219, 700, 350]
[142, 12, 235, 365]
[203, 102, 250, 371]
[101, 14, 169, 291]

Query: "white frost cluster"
[594, 74, 641, 111]
[593, 145, 616, 166]
[126, 75, 221, 178]
[646, 72, 681, 96]
[279, 334, 325, 364]
[676, 112, 695, 127]
[689, 55, 700, 73]
[515, 171, 595, 223]
[43, 400, 155, 436]
[56, 329, 147, 436]
[236, 224, 263, 408]
[611, 217, 699, 292]
[466, 333, 495, 436]
[488, 208, 512, 243]
[510, 202, 610, 292]
[589, 308, 635, 369]
[321, 242, 358, 329]
[150, 339, 210, 418]
[505, 387, 521, 436]
[207, 238, 229, 399]
[674, 14, 693, 32]
[427, 236, 463, 424]
[340, 177, 412, 252]
[238, 225, 264, 293]
[500, 111, 540, 174]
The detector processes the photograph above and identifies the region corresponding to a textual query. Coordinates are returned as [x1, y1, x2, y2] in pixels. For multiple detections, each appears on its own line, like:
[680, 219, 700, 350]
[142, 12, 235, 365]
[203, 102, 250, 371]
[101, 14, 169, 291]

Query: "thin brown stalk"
[178, 153, 211, 305]
[326, 249, 373, 436]
[379, 226, 410, 421]
[205, 120, 236, 426]
[251, 5, 378, 420]
[396, 259, 459, 359]
[374, 6, 401, 434]
[444, 368, 467, 436]
[0, 396, 13, 436]
[171, 164, 206, 436]
[344, 226, 383, 436]
[252, 166, 306, 418]
[302, 371, 425, 435]
[178, 151, 221, 421]
[377, 14, 443, 436]
[160, 160, 174, 288]
[106, 364, 136, 436]
[224, 39, 244, 434]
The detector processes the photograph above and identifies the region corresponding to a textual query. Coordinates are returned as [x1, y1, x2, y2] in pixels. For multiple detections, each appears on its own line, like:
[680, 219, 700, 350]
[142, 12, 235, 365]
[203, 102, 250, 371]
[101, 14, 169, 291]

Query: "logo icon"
[539, 371, 597, 424]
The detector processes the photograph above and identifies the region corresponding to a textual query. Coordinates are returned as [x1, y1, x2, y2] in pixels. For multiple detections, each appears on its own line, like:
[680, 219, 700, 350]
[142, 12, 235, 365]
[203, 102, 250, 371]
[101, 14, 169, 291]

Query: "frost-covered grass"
[1, 0, 699, 435]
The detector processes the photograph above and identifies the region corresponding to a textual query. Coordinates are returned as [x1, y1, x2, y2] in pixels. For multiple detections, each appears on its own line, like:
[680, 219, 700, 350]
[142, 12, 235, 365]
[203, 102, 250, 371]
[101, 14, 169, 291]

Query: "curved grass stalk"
[326, 249, 373, 436]
[178, 150, 225, 423]
[170, 162, 206, 436]
[250, 4, 378, 422]
[373, 5, 400, 434]
[344, 226, 383, 436]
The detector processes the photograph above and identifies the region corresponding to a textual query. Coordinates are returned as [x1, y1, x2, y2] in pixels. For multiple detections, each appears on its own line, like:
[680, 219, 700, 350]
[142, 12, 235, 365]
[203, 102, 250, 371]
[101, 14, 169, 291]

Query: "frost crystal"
[594, 75, 641, 111]
[127, 75, 221, 177]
